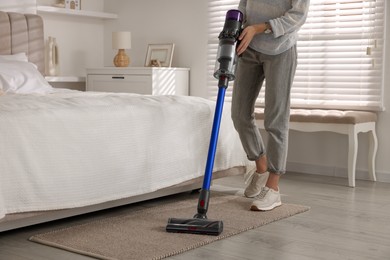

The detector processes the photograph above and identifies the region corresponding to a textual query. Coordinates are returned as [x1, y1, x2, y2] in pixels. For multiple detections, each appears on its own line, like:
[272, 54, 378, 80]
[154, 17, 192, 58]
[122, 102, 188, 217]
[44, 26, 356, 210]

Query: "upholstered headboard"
[0, 11, 45, 75]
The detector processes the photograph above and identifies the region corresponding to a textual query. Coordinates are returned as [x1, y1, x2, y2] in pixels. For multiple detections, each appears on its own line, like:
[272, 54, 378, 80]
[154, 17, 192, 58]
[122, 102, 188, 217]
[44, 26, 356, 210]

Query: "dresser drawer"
[86, 67, 189, 96]
[87, 74, 152, 94]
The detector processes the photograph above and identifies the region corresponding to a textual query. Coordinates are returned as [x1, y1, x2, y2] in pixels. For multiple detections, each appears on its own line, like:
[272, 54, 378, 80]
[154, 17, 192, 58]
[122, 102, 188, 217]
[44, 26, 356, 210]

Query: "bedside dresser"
[86, 67, 189, 95]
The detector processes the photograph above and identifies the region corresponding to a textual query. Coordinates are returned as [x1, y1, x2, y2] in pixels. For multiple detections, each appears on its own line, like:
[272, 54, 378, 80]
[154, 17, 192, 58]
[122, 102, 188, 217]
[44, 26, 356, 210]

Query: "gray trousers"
[231, 45, 297, 175]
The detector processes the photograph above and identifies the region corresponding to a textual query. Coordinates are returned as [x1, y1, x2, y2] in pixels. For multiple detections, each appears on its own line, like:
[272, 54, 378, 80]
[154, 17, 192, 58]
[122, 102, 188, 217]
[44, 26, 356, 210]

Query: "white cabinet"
[86, 67, 190, 96]
[46, 76, 86, 91]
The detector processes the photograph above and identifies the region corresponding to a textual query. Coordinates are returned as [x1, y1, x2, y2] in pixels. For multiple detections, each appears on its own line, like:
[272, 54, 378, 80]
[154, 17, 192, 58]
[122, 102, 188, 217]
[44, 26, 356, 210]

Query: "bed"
[0, 11, 251, 232]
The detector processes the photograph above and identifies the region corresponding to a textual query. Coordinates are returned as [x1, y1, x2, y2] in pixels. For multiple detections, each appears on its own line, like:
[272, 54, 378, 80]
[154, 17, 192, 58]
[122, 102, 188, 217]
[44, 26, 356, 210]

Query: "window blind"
[207, 0, 386, 111]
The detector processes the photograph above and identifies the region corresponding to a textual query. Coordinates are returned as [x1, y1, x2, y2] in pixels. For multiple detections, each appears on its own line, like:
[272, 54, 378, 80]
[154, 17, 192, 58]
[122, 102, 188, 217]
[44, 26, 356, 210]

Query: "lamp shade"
[112, 31, 131, 49]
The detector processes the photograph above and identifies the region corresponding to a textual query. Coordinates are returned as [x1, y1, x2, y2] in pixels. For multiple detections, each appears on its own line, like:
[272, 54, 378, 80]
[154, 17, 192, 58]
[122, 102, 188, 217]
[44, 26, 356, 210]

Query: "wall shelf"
[37, 6, 118, 19]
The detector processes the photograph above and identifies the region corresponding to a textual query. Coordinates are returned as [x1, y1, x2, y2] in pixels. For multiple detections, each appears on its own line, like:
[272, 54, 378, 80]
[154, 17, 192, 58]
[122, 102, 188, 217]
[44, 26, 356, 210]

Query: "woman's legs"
[262, 45, 297, 177]
[232, 46, 297, 210]
[232, 48, 270, 198]
[231, 48, 265, 163]
[250, 45, 297, 210]
[255, 153, 267, 173]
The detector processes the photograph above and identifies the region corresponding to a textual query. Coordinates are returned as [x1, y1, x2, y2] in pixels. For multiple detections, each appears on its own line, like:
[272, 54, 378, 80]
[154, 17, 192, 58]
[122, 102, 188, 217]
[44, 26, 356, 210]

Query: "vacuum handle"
[202, 86, 227, 191]
[197, 85, 227, 218]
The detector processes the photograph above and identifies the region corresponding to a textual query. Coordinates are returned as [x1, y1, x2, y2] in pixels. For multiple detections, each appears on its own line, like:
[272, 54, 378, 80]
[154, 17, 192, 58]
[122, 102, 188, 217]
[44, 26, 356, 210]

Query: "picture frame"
[65, 0, 81, 10]
[145, 43, 175, 67]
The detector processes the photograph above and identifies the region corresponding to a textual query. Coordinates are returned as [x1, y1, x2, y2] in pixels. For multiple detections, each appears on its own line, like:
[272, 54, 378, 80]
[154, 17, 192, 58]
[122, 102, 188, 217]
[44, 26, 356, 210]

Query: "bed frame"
[0, 11, 245, 232]
[0, 167, 244, 232]
[0, 11, 45, 74]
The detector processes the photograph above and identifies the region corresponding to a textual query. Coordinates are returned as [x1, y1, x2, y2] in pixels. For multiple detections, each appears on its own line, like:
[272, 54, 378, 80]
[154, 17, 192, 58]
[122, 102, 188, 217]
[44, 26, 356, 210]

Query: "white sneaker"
[244, 169, 269, 198]
[250, 187, 282, 211]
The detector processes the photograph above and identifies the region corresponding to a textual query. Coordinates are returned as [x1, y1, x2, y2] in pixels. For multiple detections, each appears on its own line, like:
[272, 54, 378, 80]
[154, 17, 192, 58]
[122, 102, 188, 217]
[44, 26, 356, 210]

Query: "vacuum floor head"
[166, 217, 223, 236]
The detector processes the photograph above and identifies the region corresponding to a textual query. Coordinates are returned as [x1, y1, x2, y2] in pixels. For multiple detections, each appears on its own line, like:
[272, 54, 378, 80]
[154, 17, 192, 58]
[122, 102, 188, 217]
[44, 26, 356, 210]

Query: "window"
[207, 0, 386, 111]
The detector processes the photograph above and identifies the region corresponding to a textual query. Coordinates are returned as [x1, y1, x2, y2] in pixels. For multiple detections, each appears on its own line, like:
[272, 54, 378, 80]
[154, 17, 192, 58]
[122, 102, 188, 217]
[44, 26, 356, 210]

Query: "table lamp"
[112, 31, 131, 67]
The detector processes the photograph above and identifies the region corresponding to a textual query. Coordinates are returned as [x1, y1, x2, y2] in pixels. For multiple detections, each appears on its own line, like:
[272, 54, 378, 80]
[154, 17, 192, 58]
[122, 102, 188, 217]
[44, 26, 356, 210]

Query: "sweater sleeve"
[269, 0, 310, 38]
[238, 0, 247, 21]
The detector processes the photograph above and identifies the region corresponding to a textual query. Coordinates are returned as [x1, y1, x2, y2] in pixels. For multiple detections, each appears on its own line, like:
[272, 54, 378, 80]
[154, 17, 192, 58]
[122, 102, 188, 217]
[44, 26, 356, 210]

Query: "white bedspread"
[0, 91, 250, 219]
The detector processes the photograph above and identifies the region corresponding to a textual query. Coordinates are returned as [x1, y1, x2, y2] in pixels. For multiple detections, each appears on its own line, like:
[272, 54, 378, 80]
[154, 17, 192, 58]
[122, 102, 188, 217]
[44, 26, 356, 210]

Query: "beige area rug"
[30, 192, 309, 260]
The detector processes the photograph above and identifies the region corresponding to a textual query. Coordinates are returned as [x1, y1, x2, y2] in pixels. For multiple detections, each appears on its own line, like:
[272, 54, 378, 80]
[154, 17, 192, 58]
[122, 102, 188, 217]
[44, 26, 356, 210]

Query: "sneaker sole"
[250, 201, 282, 211]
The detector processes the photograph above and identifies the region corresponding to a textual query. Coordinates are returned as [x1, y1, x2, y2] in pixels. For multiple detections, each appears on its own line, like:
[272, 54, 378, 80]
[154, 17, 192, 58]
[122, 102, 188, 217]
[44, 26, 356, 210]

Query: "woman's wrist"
[251, 23, 272, 34]
[263, 22, 272, 34]
[252, 24, 266, 34]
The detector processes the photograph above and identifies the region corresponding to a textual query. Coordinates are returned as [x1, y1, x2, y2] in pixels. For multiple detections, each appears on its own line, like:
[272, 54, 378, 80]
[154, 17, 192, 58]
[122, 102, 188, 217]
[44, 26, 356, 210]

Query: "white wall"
[37, 0, 106, 77]
[39, 14, 105, 76]
[104, 0, 390, 183]
[0, 0, 107, 77]
[103, 0, 209, 97]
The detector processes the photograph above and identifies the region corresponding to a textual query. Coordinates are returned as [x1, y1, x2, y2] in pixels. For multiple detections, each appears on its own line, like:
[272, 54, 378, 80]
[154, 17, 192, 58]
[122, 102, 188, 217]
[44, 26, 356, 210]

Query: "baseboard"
[287, 162, 390, 184]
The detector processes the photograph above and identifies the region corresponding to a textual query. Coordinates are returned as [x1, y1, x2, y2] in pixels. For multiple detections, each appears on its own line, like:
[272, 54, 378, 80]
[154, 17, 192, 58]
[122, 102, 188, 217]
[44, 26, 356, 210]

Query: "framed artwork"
[65, 0, 81, 10]
[145, 43, 175, 67]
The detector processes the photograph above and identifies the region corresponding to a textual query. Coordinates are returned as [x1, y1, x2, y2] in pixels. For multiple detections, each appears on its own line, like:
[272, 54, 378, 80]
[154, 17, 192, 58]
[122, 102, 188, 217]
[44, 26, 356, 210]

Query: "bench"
[254, 108, 378, 187]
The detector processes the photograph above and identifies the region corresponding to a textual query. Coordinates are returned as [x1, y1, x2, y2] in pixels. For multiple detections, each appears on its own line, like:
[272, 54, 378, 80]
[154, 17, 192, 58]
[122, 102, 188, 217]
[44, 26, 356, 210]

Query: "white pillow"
[0, 60, 53, 94]
[0, 52, 29, 62]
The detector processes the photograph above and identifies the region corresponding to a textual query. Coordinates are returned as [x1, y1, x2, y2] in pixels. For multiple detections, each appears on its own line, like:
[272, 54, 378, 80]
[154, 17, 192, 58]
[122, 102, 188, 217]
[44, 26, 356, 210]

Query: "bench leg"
[368, 125, 378, 182]
[348, 127, 358, 187]
[348, 123, 377, 187]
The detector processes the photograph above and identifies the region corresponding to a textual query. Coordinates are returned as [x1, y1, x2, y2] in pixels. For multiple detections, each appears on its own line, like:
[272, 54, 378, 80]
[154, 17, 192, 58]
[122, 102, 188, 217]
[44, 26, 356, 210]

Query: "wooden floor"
[1, 172, 389, 260]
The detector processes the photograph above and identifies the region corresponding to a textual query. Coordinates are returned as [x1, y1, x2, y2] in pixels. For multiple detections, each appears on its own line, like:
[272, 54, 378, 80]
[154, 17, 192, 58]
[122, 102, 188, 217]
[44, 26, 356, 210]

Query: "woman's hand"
[236, 24, 266, 55]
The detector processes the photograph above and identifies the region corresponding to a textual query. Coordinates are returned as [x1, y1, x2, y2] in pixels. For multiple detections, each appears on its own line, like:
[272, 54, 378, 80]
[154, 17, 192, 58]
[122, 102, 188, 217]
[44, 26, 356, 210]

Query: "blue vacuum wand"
[166, 9, 243, 236]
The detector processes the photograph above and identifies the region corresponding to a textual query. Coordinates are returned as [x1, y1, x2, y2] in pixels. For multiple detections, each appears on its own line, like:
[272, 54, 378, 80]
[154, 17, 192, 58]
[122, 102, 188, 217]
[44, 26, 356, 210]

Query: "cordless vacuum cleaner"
[166, 9, 243, 236]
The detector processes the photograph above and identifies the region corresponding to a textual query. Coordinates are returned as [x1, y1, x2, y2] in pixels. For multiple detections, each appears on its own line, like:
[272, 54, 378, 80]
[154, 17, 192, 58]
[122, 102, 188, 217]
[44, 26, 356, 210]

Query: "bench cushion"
[254, 108, 377, 124]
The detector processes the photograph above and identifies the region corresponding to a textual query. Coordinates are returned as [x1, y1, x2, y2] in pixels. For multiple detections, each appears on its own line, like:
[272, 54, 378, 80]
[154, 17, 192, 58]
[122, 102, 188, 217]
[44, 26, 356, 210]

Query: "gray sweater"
[238, 0, 310, 55]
